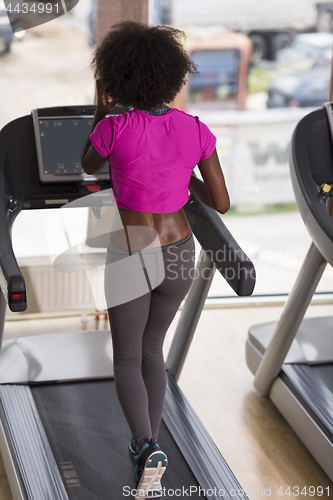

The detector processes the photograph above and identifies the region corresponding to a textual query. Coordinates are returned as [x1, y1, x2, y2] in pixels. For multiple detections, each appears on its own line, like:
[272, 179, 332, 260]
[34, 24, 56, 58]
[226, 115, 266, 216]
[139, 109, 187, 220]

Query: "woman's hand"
[190, 149, 230, 214]
[96, 79, 119, 115]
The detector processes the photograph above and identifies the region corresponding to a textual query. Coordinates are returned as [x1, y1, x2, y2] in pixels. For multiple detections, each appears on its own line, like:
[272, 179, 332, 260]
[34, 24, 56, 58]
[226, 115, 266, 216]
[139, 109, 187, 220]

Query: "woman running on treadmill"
[81, 21, 229, 499]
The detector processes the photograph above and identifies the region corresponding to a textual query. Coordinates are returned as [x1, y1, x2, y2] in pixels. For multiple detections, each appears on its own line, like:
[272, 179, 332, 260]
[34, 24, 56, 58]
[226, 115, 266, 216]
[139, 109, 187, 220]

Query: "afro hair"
[91, 21, 197, 110]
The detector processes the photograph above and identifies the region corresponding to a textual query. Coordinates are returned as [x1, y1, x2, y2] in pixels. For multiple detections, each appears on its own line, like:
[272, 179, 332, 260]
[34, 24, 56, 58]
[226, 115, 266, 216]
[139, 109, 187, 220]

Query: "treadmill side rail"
[163, 372, 249, 500]
[0, 385, 69, 500]
[0, 411, 27, 500]
[270, 376, 333, 482]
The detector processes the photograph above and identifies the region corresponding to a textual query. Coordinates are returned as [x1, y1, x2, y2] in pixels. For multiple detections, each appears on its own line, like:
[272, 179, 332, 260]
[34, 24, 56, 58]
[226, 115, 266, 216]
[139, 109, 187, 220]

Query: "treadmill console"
[32, 108, 110, 184]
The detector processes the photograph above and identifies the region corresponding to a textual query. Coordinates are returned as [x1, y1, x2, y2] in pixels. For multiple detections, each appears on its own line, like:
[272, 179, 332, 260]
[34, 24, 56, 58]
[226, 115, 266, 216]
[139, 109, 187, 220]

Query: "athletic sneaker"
[134, 439, 168, 499]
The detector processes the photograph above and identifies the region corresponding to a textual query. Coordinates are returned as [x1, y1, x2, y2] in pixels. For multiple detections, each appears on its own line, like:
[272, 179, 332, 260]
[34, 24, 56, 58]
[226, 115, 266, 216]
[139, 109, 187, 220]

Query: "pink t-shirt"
[90, 108, 216, 213]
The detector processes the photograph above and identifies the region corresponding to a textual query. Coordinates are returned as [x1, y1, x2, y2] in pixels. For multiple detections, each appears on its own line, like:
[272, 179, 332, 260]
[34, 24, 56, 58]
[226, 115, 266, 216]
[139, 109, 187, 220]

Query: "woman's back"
[90, 108, 216, 214]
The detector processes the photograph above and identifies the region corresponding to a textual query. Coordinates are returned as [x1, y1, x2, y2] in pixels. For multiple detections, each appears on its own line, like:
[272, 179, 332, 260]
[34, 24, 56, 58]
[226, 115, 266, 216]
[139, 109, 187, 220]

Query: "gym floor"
[1, 302, 333, 500]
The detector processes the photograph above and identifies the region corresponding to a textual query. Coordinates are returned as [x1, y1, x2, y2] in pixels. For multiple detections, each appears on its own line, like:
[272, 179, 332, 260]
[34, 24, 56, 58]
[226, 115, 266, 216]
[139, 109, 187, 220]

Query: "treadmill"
[246, 103, 333, 482]
[0, 105, 256, 500]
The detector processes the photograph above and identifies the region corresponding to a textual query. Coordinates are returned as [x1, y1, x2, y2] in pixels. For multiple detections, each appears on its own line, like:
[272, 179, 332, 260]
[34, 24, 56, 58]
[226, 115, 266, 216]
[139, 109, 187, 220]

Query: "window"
[188, 49, 240, 109]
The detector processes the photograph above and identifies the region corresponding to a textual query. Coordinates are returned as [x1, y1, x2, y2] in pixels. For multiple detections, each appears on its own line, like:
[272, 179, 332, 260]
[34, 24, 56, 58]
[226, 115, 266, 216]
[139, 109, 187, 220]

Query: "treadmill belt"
[311, 363, 333, 392]
[281, 363, 333, 442]
[31, 379, 203, 500]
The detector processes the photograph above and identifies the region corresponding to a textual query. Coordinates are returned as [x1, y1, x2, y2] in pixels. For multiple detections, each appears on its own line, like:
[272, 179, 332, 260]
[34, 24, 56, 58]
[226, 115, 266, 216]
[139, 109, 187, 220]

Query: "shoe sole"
[135, 451, 168, 499]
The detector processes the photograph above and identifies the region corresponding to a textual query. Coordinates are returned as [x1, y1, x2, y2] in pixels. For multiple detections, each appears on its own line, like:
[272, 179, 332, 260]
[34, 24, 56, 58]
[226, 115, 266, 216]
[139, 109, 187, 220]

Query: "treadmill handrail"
[0, 119, 26, 311]
[184, 191, 255, 296]
[0, 213, 25, 296]
[290, 108, 333, 259]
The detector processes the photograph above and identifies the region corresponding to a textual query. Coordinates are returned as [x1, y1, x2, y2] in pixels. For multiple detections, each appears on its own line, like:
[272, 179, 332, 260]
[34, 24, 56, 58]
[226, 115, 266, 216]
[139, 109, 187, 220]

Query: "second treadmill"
[246, 103, 333, 483]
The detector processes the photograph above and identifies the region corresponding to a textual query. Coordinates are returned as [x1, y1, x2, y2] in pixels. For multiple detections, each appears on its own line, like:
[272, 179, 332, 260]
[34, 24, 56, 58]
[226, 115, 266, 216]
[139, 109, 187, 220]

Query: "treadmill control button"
[86, 185, 101, 192]
[9, 291, 26, 304]
[319, 183, 333, 199]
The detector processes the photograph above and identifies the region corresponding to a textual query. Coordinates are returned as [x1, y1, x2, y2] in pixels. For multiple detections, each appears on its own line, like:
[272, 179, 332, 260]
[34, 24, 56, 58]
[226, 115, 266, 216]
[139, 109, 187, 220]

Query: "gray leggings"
[106, 232, 195, 449]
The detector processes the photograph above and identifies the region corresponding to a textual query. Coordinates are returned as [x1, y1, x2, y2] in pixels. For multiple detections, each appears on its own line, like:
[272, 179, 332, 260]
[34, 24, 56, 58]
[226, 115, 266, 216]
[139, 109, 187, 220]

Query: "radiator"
[7, 254, 106, 316]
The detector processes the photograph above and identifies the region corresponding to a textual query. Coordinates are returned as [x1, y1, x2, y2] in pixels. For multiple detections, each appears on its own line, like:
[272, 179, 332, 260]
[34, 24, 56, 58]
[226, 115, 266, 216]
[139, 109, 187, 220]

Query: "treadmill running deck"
[31, 379, 202, 500]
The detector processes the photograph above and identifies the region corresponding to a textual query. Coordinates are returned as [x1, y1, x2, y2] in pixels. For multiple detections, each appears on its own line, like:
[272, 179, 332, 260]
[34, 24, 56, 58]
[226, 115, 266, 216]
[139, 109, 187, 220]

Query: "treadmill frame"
[0, 107, 255, 500]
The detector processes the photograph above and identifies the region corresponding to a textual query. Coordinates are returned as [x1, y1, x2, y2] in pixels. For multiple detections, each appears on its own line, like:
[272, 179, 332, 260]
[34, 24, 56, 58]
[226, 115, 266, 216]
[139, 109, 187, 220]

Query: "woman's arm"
[81, 81, 119, 175]
[81, 110, 109, 174]
[189, 149, 230, 214]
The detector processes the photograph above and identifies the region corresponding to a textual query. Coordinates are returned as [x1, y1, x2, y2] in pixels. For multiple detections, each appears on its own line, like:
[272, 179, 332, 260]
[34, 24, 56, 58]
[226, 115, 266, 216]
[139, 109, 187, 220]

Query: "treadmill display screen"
[33, 113, 110, 183]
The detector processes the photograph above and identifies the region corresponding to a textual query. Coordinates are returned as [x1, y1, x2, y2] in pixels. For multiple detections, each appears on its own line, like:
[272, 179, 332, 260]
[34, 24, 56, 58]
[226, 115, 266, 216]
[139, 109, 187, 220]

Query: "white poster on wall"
[193, 108, 312, 206]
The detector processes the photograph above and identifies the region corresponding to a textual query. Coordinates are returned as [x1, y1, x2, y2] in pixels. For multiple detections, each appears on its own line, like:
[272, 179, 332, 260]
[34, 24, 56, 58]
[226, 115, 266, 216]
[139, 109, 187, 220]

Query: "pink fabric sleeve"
[195, 117, 217, 161]
[89, 118, 113, 158]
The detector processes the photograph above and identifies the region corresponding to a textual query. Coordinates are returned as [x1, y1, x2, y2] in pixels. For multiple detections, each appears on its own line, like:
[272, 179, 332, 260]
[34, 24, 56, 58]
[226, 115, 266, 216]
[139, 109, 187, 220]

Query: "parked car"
[267, 63, 331, 108]
[0, 0, 13, 54]
[277, 32, 333, 67]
